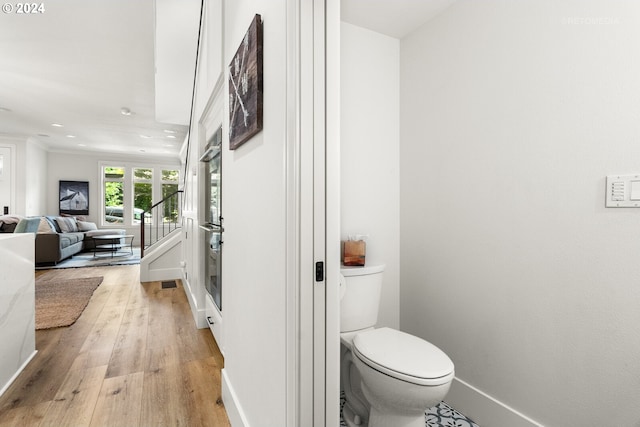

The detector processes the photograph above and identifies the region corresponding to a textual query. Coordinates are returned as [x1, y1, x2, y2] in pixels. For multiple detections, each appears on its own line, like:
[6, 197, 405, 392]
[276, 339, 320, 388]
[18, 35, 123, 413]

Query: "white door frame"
[0, 143, 16, 215]
[285, 0, 340, 425]
[325, 0, 341, 424]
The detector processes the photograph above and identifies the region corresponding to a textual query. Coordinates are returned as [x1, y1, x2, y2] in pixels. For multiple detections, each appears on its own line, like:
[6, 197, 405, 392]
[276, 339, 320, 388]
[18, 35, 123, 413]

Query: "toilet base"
[368, 406, 425, 427]
[342, 401, 367, 427]
[343, 403, 426, 427]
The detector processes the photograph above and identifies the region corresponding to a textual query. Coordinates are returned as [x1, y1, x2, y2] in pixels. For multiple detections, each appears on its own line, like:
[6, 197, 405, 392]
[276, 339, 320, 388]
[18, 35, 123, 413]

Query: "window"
[161, 169, 179, 223]
[133, 168, 153, 224]
[100, 163, 180, 226]
[104, 166, 124, 223]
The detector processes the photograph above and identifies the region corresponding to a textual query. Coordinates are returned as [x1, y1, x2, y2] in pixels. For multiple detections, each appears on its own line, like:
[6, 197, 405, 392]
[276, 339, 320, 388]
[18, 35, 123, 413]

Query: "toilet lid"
[352, 327, 454, 386]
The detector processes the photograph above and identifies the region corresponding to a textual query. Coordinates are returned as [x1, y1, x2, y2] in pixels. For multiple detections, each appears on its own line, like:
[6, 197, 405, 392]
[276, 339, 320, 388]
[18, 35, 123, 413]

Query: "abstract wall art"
[228, 14, 263, 150]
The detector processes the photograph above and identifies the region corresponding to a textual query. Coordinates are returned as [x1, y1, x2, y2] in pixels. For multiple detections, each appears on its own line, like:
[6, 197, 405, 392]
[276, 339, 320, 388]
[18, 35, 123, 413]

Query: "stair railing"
[141, 190, 183, 258]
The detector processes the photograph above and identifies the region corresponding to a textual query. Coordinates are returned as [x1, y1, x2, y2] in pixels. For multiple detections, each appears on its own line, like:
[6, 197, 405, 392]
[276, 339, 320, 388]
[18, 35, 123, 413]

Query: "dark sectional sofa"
[35, 227, 85, 264]
[0, 215, 126, 265]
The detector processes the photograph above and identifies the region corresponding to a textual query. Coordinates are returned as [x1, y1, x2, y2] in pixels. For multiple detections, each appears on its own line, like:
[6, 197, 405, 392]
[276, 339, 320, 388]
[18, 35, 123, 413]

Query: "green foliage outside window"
[102, 166, 179, 225]
[104, 166, 124, 209]
[161, 170, 180, 222]
[134, 168, 153, 180]
[162, 183, 179, 222]
[134, 183, 152, 213]
[105, 182, 123, 208]
[162, 169, 179, 182]
[104, 167, 124, 223]
[104, 166, 124, 180]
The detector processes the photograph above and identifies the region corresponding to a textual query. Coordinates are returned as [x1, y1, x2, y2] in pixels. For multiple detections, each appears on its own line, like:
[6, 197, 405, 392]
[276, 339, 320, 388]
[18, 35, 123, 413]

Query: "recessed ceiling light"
[164, 129, 176, 134]
[51, 123, 63, 127]
[121, 107, 132, 116]
[66, 134, 76, 138]
[140, 134, 151, 139]
[166, 135, 176, 139]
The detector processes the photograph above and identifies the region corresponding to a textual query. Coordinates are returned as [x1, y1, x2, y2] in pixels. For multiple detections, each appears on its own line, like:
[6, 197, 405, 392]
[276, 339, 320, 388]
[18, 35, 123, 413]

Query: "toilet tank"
[340, 264, 385, 333]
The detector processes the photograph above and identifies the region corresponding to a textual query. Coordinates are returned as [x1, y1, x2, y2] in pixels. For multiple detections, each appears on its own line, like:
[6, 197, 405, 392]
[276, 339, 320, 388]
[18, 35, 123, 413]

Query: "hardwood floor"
[0, 265, 230, 427]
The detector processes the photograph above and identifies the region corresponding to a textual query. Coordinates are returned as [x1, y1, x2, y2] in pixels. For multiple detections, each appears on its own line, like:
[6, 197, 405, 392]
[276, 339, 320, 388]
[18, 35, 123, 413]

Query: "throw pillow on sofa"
[77, 220, 98, 231]
[37, 217, 55, 233]
[55, 216, 79, 233]
[0, 215, 23, 233]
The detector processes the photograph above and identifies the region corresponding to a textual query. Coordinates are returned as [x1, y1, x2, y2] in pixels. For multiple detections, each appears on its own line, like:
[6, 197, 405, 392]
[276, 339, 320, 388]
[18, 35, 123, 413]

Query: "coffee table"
[92, 234, 134, 258]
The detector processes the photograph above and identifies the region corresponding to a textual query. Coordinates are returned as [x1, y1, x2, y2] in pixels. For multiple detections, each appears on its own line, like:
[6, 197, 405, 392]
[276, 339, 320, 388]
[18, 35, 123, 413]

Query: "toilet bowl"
[340, 265, 454, 427]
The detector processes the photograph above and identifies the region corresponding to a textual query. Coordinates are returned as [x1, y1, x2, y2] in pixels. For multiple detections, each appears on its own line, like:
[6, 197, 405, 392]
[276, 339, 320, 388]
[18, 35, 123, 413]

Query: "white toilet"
[340, 264, 455, 427]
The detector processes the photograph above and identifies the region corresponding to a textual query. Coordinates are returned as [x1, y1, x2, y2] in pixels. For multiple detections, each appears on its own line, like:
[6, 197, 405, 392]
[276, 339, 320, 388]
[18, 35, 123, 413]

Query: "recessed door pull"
[207, 316, 214, 325]
[315, 261, 324, 282]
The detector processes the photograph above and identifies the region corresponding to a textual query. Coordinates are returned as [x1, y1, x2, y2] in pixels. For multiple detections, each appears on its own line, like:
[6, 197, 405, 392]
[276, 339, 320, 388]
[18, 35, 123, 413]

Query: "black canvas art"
[59, 180, 89, 215]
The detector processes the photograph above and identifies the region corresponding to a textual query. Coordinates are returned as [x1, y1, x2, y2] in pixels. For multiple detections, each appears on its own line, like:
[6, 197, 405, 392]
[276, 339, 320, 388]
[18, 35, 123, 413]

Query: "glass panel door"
[201, 126, 223, 311]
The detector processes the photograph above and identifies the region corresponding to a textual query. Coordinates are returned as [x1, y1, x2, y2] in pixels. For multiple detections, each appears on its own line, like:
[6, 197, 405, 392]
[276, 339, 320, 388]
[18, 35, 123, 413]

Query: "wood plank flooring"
[0, 265, 230, 427]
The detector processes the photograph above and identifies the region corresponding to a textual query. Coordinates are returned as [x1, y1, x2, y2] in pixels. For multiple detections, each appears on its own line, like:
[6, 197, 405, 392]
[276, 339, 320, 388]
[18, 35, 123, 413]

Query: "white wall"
[212, 1, 289, 425]
[0, 137, 48, 216]
[13, 139, 27, 216]
[154, 0, 200, 125]
[177, 1, 220, 333]
[400, 1, 640, 426]
[24, 138, 48, 216]
[341, 22, 400, 329]
[0, 138, 19, 215]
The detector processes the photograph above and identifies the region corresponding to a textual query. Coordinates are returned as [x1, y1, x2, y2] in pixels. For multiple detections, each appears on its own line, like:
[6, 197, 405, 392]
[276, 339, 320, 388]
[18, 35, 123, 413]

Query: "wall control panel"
[606, 174, 640, 207]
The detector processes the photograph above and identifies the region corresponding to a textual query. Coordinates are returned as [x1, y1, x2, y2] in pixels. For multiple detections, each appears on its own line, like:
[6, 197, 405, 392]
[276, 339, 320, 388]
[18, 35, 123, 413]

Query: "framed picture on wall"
[59, 180, 89, 215]
[228, 14, 263, 150]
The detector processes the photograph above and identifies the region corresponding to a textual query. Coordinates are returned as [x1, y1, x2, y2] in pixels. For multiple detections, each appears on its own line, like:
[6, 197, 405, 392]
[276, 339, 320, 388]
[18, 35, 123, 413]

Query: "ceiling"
[341, 0, 456, 39]
[0, 0, 198, 159]
[0, 0, 452, 160]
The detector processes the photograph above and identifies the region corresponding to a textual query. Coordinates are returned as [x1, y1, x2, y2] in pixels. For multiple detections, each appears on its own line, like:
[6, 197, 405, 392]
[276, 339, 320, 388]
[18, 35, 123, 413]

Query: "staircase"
[141, 190, 183, 257]
[139, 190, 184, 282]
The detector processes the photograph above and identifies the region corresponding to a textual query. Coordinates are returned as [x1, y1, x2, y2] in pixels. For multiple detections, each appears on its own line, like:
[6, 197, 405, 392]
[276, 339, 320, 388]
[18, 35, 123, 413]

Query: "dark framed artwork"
[228, 14, 263, 150]
[59, 180, 89, 215]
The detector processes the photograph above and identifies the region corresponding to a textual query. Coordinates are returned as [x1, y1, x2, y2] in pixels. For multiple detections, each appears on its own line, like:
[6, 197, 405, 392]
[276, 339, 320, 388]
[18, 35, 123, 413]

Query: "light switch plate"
[606, 174, 640, 207]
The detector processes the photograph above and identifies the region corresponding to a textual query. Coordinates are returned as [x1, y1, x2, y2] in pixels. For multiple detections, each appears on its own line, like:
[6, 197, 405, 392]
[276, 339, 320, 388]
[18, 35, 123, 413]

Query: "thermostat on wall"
[605, 174, 640, 207]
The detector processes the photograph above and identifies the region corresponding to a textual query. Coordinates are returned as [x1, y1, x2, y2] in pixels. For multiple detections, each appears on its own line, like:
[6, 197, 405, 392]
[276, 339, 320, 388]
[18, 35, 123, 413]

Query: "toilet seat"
[352, 327, 455, 386]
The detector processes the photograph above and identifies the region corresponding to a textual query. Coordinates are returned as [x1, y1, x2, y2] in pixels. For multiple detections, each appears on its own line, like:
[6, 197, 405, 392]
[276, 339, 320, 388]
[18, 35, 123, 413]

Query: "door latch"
[315, 261, 324, 282]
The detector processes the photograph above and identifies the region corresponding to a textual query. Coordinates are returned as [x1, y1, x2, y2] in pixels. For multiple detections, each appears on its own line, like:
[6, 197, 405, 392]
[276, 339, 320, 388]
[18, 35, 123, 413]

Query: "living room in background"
[59, 180, 89, 216]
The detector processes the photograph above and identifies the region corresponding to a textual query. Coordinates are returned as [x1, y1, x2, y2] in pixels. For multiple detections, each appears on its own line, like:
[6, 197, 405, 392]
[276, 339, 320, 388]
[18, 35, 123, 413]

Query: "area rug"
[36, 247, 141, 270]
[35, 276, 104, 329]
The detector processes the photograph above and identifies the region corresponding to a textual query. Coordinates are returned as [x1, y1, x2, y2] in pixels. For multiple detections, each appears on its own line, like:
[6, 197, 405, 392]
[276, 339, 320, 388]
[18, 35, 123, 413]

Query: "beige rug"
[35, 276, 104, 330]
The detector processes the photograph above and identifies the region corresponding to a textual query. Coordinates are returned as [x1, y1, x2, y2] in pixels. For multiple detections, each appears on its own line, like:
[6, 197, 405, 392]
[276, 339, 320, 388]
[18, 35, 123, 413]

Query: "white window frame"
[100, 162, 180, 227]
[102, 165, 126, 227]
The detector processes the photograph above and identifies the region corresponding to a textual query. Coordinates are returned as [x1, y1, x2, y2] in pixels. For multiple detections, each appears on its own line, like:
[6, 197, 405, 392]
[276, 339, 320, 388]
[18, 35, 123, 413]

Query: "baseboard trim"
[446, 377, 544, 427]
[143, 267, 182, 282]
[0, 350, 37, 397]
[180, 272, 207, 329]
[222, 369, 251, 427]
